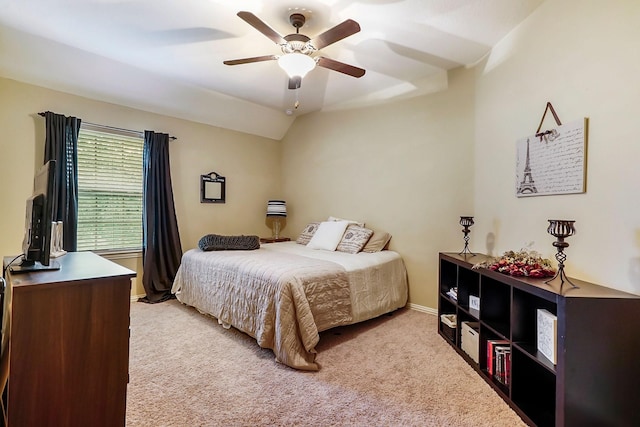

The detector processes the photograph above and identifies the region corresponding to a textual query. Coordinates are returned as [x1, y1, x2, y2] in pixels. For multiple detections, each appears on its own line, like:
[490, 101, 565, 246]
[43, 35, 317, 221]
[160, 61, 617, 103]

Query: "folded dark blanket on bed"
[198, 234, 260, 251]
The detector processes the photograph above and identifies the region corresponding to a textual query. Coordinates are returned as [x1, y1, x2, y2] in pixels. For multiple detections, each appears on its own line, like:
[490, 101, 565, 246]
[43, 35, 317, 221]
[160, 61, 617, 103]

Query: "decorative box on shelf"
[461, 321, 480, 363]
[259, 237, 291, 243]
[440, 314, 457, 342]
[537, 308, 558, 364]
[469, 295, 480, 318]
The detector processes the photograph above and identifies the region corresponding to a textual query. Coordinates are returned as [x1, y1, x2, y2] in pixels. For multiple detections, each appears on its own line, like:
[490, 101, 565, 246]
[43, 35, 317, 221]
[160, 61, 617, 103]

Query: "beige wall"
[0, 77, 281, 297]
[281, 67, 476, 309]
[472, 0, 640, 296]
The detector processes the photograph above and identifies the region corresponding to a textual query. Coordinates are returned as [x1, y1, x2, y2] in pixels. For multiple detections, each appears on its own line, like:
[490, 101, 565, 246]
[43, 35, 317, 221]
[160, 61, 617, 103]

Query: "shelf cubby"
[479, 276, 511, 338]
[438, 296, 457, 346]
[439, 259, 457, 295]
[512, 288, 558, 370]
[511, 348, 555, 427]
[480, 329, 507, 372]
[457, 267, 479, 311]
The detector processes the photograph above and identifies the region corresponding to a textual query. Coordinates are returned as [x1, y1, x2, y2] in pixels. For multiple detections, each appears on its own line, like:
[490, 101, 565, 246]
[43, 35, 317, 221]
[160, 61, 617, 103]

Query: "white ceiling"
[0, 0, 545, 140]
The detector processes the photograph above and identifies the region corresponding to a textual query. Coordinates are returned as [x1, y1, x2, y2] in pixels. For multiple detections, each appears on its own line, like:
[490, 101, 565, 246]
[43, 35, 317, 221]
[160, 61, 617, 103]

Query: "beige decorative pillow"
[361, 230, 392, 252]
[336, 225, 374, 254]
[296, 222, 320, 245]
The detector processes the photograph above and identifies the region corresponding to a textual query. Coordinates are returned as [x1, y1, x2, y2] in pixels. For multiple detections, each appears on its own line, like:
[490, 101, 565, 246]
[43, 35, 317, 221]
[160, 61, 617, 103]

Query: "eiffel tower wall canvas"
[515, 118, 587, 197]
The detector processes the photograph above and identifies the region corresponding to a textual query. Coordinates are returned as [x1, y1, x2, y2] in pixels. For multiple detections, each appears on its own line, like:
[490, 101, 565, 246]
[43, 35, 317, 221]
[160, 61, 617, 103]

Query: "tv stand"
[2, 252, 135, 426]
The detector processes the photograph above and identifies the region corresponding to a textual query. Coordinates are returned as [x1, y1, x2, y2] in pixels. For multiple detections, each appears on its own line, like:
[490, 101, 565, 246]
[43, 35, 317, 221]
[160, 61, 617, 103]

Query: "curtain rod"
[38, 111, 177, 140]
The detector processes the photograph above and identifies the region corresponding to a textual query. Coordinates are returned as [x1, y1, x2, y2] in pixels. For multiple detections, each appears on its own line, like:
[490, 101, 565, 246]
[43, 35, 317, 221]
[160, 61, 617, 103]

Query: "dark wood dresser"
[1, 251, 135, 426]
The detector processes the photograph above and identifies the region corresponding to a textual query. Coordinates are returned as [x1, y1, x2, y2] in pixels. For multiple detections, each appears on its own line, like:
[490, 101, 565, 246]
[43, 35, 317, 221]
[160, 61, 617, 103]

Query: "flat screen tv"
[10, 160, 60, 273]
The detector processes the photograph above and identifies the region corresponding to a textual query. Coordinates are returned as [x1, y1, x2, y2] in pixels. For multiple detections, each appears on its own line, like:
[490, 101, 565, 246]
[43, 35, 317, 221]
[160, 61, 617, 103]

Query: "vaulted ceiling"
[0, 0, 545, 139]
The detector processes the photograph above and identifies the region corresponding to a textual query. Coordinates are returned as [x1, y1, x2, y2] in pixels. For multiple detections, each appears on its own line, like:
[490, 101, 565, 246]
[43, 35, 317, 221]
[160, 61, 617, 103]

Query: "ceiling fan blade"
[316, 57, 366, 78]
[223, 55, 278, 66]
[311, 19, 361, 50]
[237, 11, 286, 45]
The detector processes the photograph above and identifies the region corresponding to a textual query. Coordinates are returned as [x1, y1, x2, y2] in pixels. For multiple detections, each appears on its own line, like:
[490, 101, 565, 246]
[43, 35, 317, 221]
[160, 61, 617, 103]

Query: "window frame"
[76, 123, 144, 254]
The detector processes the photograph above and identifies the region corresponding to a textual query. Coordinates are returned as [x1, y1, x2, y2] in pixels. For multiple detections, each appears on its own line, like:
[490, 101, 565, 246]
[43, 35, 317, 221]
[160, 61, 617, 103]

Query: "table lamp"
[266, 200, 287, 239]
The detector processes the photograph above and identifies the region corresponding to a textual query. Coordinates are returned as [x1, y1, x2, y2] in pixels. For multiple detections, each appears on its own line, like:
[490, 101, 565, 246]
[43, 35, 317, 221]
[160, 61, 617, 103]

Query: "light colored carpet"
[126, 300, 526, 427]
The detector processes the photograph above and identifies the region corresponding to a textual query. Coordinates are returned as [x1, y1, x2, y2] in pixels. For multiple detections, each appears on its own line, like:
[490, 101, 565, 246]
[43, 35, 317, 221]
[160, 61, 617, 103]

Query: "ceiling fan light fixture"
[278, 53, 316, 78]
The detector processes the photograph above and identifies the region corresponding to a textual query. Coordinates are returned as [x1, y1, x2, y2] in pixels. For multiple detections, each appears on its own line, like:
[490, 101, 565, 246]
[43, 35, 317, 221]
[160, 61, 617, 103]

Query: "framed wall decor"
[200, 171, 226, 203]
[516, 103, 588, 197]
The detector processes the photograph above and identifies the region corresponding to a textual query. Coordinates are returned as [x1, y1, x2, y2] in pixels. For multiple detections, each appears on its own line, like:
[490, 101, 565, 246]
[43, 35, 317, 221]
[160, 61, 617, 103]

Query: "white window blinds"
[76, 124, 144, 252]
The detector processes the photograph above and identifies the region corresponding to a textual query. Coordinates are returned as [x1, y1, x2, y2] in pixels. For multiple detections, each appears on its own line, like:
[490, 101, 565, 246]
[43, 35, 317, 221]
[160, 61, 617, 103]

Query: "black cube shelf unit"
[438, 252, 640, 427]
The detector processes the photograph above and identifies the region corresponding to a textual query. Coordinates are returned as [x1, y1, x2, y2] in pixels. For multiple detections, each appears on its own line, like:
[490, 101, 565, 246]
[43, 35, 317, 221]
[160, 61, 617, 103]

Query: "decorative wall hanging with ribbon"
[515, 102, 588, 197]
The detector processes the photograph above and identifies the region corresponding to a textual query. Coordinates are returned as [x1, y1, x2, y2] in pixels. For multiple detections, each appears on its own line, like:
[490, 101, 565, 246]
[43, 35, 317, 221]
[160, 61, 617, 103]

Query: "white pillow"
[306, 220, 350, 251]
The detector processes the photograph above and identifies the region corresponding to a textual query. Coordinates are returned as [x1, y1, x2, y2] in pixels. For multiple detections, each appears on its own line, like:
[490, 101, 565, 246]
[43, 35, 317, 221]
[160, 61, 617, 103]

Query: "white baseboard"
[408, 303, 437, 316]
[130, 294, 146, 302]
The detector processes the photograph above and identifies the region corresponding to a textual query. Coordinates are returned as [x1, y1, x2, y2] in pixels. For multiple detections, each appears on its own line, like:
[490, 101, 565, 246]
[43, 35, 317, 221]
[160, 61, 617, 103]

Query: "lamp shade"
[278, 53, 316, 78]
[459, 216, 474, 227]
[266, 200, 287, 217]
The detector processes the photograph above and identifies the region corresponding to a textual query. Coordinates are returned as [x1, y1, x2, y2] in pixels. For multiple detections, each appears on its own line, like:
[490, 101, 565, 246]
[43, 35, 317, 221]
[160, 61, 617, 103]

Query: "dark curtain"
[141, 131, 183, 303]
[43, 111, 81, 252]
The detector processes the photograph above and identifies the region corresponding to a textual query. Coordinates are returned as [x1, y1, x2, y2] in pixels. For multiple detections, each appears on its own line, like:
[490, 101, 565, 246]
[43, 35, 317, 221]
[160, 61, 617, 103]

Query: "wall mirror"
[200, 171, 226, 203]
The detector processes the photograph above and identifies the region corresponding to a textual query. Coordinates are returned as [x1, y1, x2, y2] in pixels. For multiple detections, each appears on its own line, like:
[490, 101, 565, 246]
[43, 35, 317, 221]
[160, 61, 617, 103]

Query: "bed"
[171, 240, 408, 370]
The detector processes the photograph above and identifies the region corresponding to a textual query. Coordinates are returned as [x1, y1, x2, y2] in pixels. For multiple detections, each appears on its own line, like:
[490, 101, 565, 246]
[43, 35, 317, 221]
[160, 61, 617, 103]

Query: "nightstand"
[259, 237, 291, 243]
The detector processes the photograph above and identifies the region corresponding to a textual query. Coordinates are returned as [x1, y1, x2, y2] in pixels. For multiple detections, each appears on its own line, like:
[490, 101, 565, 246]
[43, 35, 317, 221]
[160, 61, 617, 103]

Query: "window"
[76, 124, 144, 252]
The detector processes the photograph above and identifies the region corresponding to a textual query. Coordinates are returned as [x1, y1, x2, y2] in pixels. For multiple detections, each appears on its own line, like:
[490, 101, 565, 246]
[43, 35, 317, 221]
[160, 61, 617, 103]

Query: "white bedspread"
[172, 242, 408, 370]
[264, 242, 408, 324]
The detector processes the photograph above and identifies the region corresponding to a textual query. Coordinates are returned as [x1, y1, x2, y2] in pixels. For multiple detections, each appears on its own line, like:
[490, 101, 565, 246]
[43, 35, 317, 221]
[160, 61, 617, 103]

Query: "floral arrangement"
[472, 250, 555, 278]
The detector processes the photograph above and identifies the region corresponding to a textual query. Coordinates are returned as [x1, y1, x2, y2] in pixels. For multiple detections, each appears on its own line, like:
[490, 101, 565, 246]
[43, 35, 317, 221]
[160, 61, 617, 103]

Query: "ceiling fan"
[224, 11, 366, 90]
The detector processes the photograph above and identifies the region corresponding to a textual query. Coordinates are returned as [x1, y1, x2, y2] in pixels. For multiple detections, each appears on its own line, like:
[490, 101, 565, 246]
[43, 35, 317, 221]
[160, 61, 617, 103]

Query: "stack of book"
[494, 346, 511, 386]
[487, 339, 511, 386]
[446, 287, 458, 301]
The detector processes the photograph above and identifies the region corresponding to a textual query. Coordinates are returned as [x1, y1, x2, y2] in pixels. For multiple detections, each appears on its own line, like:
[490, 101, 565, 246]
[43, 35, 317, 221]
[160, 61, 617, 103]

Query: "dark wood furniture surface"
[2, 252, 135, 427]
[259, 237, 291, 243]
[438, 252, 640, 427]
